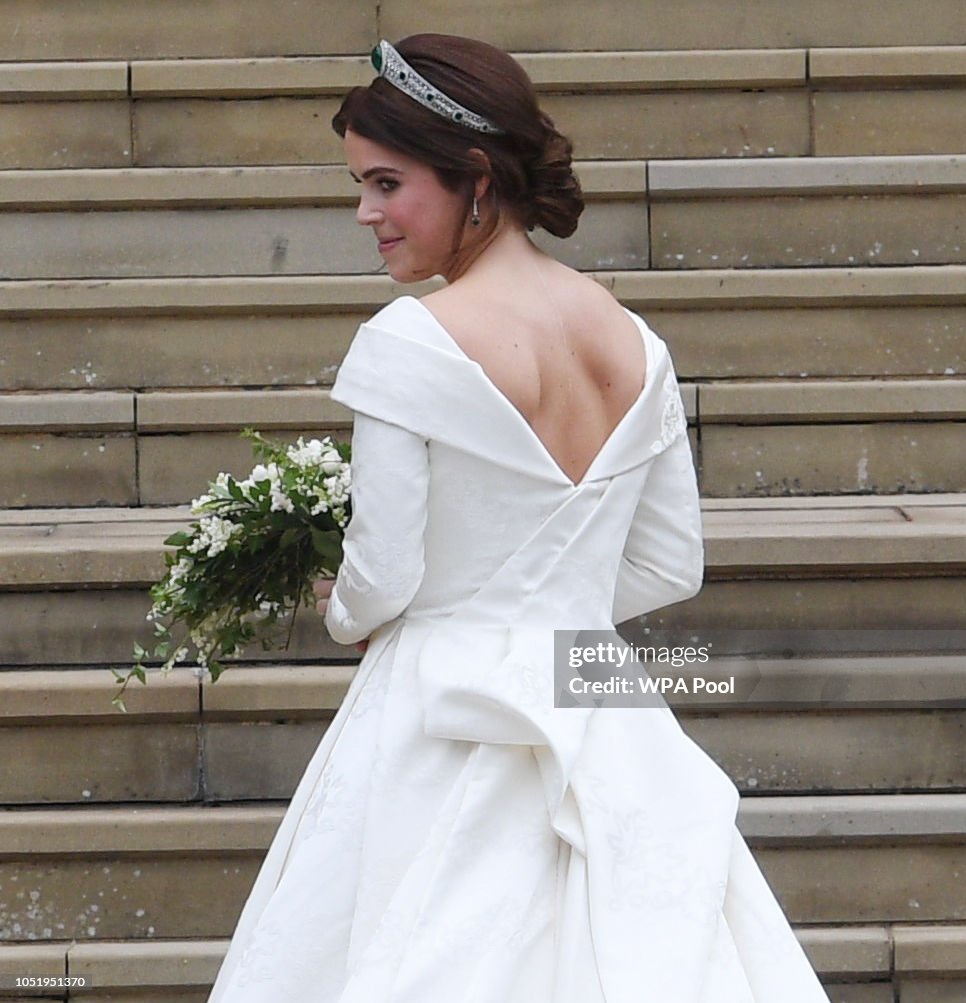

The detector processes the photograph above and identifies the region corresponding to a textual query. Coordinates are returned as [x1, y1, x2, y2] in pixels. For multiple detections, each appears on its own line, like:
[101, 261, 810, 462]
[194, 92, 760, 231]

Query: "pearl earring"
[471, 195, 481, 227]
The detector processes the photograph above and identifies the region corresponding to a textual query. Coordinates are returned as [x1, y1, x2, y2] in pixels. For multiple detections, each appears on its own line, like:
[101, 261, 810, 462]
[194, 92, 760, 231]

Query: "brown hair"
[332, 34, 584, 239]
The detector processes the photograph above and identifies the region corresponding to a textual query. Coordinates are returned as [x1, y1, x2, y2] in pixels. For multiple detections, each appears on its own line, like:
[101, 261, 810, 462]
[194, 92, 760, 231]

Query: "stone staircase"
[2, 4, 965, 1001]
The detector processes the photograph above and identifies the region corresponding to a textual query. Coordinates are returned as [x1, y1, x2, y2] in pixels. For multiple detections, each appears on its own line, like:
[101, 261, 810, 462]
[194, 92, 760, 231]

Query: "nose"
[356, 191, 381, 227]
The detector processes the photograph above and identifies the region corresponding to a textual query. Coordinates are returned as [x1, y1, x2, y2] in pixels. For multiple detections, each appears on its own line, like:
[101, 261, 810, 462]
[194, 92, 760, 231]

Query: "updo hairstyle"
[332, 34, 584, 239]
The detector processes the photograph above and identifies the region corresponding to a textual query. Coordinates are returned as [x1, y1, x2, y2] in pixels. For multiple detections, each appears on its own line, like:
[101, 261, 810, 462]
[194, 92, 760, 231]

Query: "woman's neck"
[443, 217, 550, 286]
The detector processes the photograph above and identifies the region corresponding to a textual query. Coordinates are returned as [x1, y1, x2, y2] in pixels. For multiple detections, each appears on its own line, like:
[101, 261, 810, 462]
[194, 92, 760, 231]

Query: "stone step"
[2, 3, 965, 60]
[0, 162, 648, 277]
[3, 378, 962, 504]
[1, 497, 963, 587]
[5, 155, 966, 275]
[5, 44, 966, 168]
[3, 48, 965, 97]
[1, 270, 962, 393]
[5, 926, 964, 1001]
[650, 156, 966, 269]
[0, 795, 963, 942]
[0, 656, 963, 805]
[0, 498, 962, 670]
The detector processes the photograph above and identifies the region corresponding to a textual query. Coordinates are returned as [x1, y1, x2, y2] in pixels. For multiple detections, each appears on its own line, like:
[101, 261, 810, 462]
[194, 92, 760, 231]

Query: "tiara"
[370, 39, 505, 135]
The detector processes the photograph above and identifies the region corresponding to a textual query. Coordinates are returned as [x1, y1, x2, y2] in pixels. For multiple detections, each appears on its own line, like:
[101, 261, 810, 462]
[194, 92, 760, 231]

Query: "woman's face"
[343, 129, 470, 283]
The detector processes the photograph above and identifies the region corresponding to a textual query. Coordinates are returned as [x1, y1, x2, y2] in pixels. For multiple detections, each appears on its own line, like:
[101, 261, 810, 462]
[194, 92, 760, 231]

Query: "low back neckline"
[404, 295, 653, 489]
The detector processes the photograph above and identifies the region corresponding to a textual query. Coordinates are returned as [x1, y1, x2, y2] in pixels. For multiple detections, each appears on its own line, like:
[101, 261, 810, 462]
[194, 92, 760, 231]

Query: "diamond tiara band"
[370, 40, 505, 135]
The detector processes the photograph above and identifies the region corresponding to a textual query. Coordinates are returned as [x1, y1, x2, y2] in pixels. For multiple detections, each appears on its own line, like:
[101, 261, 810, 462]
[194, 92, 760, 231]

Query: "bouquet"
[112, 429, 351, 711]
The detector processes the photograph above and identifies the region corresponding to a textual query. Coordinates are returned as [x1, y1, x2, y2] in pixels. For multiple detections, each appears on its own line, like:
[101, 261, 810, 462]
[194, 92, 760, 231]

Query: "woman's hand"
[312, 577, 335, 617]
[313, 578, 369, 654]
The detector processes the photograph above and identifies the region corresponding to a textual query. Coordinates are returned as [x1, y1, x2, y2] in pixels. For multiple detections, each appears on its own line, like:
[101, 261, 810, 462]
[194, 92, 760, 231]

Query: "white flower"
[286, 437, 326, 468]
[270, 483, 295, 513]
[186, 515, 240, 558]
[168, 557, 193, 583]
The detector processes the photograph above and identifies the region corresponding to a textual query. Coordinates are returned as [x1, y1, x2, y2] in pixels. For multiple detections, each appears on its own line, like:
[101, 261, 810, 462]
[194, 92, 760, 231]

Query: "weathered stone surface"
[815, 90, 966, 156]
[0, 62, 127, 99]
[671, 653, 966, 709]
[0, 434, 136, 507]
[0, 392, 133, 432]
[797, 925, 891, 978]
[811, 46, 966, 83]
[138, 431, 348, 505]
[519, 49, 806, 89]
[542, 91, 809, 159]
[609, 264, 966, 308]
[824, 987, 894, 1003]
[646, 306, 966, 379]
[0, 101, 130, 169]
[129, 51, 805, 97]
[3, 306, 961, 390]
[0, 591, 344, 666]
[699, 380, 966, 423]
[894, 925, 966, 975]
[0, 165, 358, 210]
[0, 202, 645, 280]
[66, 939, 222, 992]
[200, 664, 352, 715]
[649, 154, 966, 196]
[131, 56, 370, 97]
[1, 267, 962, 317]
[82, 994, 211, 1003]
[0, 941, 65, 980]
[0, 856, 259, 939]
[0, 208, 380, 279]
[753, 844, 966, 922]
[133, 98, 345, 167]
[533, 200, 648, 270]
[136, 389, 347, 432]
[204, 720, 328, 800]
[133, 90, 808, 165]
[899, 979, 966, 1003]
[0, 667, 196, 719]
[380, 0, 966, 50]
[652, 194, 966, 269]
[654, 577, 966, 630]
[0, 314, 361, 391]
[0, 724, 200, 803]
[700, 423, 966, 496]
[740, 793, 966, 842]
[683, 711, 966, 793]
[0, 1, 374, 60]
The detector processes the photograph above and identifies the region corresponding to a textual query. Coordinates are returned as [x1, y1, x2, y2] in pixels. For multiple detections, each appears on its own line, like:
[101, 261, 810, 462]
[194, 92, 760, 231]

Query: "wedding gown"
[206, 296, 830, 1002]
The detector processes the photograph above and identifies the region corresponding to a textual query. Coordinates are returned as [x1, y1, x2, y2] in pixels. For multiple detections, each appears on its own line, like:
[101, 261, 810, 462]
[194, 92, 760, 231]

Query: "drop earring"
[471, 195, 480, 227]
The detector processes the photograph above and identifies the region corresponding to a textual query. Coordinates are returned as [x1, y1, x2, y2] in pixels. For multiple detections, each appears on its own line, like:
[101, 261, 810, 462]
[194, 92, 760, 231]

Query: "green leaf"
[163, 531, 192, 548]
[279, 527, 303, 550]
[311, 528, 343, 567]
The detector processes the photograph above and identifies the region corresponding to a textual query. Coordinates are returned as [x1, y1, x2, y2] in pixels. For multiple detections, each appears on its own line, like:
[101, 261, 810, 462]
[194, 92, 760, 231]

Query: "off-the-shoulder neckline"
[395, 295, 656, 489]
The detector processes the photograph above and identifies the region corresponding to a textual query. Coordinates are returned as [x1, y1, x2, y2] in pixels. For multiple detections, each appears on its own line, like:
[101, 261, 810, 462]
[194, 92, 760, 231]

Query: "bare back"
[422, 258, 646, 485]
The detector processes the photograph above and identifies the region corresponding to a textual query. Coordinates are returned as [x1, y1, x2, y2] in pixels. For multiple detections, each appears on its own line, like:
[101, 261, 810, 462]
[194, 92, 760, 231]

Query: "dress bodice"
[327, 295, 696, 634]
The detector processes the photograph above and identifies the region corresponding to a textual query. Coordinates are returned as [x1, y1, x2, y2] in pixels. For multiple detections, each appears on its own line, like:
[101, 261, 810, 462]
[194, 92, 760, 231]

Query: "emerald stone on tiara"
[369, 39, 505, 135]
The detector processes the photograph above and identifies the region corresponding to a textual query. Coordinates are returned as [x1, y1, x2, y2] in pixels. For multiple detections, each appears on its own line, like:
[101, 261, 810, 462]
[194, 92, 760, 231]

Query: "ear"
[466, 147, 493, 200]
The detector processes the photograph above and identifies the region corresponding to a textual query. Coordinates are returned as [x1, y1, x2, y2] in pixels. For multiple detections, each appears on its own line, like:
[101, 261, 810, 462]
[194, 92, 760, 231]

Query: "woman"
[207, 35, 830, 1002]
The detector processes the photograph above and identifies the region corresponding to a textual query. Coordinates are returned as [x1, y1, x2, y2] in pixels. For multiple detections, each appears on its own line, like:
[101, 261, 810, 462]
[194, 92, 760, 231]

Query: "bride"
[207, 34, 831, 1002]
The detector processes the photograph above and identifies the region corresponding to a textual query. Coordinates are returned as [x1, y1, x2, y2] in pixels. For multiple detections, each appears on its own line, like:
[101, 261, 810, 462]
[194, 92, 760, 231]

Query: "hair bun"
[524, 114, 584, 239]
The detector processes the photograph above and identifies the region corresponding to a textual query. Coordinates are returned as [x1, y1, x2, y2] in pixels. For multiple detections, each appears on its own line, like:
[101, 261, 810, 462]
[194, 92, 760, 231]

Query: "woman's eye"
[377, 178, 399, 193]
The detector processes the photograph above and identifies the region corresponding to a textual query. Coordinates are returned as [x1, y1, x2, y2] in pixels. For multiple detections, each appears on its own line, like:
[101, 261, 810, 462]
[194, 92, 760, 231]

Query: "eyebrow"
[348, 166, 404, 182]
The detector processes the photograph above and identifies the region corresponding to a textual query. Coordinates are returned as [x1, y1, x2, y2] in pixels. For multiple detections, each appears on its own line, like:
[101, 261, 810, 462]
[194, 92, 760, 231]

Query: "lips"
[377, 237, 404, 254]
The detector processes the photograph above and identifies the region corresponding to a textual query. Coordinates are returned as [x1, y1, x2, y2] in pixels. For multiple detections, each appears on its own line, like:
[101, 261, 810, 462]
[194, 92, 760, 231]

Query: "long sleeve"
[611, 432, 704, 625]
[324, 412, 430, 645]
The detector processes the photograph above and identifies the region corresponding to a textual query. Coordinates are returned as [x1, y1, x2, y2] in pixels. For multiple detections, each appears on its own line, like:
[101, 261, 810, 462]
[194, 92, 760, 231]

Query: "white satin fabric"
[207, 296, 830, 1002]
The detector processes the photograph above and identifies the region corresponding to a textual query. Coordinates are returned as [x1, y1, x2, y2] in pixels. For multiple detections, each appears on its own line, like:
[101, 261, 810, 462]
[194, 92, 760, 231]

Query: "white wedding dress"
[207, 296, 830, 1002]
